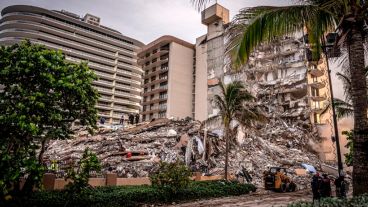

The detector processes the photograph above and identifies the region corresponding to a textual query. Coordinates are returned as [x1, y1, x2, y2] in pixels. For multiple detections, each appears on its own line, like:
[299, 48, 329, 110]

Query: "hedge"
[1, 180, 256, 207]
[288, 194, 368, 207]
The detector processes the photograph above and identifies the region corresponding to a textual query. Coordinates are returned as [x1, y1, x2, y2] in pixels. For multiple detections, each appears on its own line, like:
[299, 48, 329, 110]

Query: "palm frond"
[334, 98, 354, 119]
[191, 0, 212, 11]
[227, 2, 336, 68]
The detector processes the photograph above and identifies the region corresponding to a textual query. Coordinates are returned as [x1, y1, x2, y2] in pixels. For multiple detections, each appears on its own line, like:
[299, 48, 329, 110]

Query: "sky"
[0, 0, 293, 44]
[0, 0, 348, 99]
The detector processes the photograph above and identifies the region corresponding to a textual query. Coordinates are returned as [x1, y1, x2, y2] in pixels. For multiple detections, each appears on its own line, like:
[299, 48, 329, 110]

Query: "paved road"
[167, 190, 312, 207]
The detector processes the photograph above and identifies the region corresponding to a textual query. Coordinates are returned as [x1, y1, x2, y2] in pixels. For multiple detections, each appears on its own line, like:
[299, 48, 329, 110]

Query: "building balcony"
[142, 58, 169, 70]
[309, 81, 326, 89]
[138, 48, 169, 64]
[96, 87, 113, 95]
[114, 91, 141, 100]
[97, 113, 111, 118]
[115, 83, 141, 93]
[94, 70, 114, 80]
[143, 88, 168, 97]
[113, 97, 140, 107]
[143, 67, 169, 79]
[117, 62, 143, 74]
[141, 108, 160, 115]
[25, 13, 140, 50]
[99, 96, 113, 102]
[96, 104, 112, 110]
[310, 94, 327, 102]
[113, 107, 139, 114]
[309, 67, 324, 77]
[116, 68, 141, 79]
[142, 96, 167, 105]
[142, 78, 168, 87]
[94, 79, 113, 87]
[310, 106, 326, 114]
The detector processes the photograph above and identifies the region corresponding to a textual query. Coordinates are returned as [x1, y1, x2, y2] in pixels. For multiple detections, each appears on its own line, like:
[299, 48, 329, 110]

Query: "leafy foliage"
[0, 40, 99, 197]
[150, 161, 191, 193]
[0, 181, 256, 207]
[288, 194, 368, 207]
[65, 148, 101, 193]
[343, 130, 354, 166]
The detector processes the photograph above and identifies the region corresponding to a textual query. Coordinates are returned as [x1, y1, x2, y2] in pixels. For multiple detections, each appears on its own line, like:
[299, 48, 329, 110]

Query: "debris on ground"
[43, 117, 331, 189]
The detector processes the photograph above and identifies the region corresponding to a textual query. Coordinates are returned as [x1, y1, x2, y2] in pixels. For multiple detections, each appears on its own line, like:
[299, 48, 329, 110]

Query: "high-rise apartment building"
[0, 5, 144, 124]
[137, 36, 195, 121]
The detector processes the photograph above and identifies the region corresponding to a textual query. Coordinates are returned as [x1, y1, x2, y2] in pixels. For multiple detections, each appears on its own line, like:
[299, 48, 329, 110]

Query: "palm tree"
[206, 81, 265, 180]
[333, 67, 368, 119]
[192, 0, 368, 195]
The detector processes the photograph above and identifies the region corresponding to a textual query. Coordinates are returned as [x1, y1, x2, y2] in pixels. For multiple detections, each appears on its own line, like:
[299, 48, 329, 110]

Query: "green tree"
[193, 0, 368, 195]
[207, 81, 265, 180]
[0, 40, 99, 197]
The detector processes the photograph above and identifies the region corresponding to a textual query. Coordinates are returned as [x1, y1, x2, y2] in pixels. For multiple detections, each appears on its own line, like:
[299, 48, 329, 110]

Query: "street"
[167, 190, 312, 207]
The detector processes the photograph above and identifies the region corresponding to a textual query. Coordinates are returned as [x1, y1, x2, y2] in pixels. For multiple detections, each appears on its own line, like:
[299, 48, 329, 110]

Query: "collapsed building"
[43, 118, 325, 189]
[193, 5, 338, 162]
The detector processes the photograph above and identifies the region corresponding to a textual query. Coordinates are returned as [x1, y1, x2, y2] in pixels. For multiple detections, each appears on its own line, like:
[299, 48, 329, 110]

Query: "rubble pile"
[44, 118, 324, 189]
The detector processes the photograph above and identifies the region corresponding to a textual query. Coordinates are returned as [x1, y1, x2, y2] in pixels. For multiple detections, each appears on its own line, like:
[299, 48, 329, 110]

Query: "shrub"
[0, 181, 256, 207]
[288, 194, 368, 207]
[149, 161, 191, 193]
[65, 148, 101, 193]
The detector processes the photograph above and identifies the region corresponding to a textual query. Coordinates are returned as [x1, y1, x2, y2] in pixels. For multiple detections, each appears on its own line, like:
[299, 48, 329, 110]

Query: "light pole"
[321, 35, 344, 176]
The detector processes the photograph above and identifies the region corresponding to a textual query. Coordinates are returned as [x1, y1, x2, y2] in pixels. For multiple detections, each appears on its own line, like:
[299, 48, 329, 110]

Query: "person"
[135, 113, 139, 124]
[334, 174, 347, 198]
[311, 172, 322, 203]
[99, 117, 105, 125]
[129, 114, 134, 125]
[120, 114, 124, 125]
[274, 168, 284, 190]
[320, 173, 331, 198]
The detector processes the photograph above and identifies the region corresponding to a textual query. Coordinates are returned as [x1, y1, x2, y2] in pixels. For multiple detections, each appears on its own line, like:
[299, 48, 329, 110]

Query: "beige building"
[0, 5, 144, 124]
[138, 36, 195, 121]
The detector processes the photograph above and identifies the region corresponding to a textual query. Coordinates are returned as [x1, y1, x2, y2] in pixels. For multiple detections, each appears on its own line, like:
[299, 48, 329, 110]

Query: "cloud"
[0, 0, 293, 44]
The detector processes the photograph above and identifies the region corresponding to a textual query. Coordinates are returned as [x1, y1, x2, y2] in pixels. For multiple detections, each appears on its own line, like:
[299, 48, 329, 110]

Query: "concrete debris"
[43, 117, 328, 190]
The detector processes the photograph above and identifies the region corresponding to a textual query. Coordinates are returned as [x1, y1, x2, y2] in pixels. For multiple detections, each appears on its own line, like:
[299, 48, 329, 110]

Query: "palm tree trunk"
[224, 125, 230, 181]
[348, 29, 368, 196]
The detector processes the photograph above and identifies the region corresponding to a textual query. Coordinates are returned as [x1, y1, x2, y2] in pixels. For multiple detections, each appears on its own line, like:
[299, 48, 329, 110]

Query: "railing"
[96, 87, 113, 93]
[115, 76, 141, 85]
[94, 79, 112, 85]
[113, 98, 140, 106]
[115, 91, 141, 99]
[115, 83, 141, 92]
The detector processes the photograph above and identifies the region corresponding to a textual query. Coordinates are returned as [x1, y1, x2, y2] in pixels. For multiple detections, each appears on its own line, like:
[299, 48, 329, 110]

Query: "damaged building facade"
[192, 3, 338, 162]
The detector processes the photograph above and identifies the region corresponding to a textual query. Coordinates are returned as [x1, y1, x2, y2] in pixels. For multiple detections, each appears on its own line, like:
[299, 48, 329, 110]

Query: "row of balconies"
[3, 12, 140, 50]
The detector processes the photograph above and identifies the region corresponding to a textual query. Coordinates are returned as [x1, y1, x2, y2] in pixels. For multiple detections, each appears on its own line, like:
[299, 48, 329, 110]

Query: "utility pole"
[321, 37, 344, 176]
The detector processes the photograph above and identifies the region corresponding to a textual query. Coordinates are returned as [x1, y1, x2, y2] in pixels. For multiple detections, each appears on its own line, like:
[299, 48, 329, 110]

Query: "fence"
[42, 173, 228, 190]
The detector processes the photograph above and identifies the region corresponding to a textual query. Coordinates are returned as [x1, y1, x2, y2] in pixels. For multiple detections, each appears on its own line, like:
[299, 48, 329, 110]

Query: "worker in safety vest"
[50, 160, 59, 172]
[275, 168, 284, 189]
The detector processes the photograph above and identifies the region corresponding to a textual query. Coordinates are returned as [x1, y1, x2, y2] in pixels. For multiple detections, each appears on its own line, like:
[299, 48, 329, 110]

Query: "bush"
[0, 181, 256, 207]
[149, 161, 191, 193]
[65, 148, 101, 193]
[288, 194, 368, 207]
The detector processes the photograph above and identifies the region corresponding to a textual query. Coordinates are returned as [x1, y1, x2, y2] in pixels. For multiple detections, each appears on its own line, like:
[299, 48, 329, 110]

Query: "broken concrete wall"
[44, 118, 326, 189]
